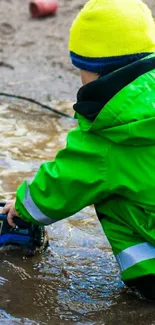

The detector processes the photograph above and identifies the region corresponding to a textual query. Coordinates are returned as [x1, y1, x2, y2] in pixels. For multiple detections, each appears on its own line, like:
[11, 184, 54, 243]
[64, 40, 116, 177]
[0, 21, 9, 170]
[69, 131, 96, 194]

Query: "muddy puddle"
[0, 101, 155, 325]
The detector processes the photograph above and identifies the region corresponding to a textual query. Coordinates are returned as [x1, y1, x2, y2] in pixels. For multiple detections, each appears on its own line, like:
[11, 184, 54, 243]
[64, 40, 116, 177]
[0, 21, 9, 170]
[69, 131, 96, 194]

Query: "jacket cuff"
[15, 181, 40, 225]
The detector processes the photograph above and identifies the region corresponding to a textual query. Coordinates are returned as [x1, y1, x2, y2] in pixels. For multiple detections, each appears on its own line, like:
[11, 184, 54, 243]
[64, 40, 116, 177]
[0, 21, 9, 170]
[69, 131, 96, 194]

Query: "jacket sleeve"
[15, 127, 107, 225]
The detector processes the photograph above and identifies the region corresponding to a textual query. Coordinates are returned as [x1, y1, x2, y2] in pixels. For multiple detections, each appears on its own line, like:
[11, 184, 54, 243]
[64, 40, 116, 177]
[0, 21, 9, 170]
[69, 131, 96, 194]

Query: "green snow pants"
[96, 196, 155, 288]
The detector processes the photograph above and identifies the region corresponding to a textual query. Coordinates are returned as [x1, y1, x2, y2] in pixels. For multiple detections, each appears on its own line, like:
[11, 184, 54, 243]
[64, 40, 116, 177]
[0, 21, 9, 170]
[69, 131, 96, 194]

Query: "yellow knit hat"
[69, 0, 155, 72]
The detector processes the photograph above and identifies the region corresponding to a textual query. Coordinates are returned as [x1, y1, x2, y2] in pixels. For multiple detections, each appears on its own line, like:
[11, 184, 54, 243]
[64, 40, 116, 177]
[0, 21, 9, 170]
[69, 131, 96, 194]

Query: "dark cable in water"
[0, 93, 73, 119]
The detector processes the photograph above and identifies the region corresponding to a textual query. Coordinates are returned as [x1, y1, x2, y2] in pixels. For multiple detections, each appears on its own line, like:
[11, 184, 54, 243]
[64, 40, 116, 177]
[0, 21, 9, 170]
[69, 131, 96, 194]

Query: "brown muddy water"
[0, 101, 155, 325]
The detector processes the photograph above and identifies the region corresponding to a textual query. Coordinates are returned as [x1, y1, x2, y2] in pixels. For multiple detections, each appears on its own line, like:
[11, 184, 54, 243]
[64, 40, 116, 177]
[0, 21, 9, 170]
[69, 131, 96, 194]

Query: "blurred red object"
[29, 0, 58, 18]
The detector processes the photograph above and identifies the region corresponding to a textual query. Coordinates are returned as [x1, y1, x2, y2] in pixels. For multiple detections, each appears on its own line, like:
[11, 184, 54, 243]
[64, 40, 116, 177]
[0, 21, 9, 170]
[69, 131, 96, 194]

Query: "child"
[3, 0, 155, 299]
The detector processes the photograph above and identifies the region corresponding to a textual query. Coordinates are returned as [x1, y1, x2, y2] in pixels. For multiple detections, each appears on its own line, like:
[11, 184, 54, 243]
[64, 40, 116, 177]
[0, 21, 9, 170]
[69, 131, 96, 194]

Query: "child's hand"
[2, 200, 18, 228]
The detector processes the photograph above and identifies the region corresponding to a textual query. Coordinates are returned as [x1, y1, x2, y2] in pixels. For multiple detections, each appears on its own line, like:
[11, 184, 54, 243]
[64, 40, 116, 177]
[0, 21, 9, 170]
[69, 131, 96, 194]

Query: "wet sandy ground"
[1, 0, 155, 324]
[0, 0, 82, 102]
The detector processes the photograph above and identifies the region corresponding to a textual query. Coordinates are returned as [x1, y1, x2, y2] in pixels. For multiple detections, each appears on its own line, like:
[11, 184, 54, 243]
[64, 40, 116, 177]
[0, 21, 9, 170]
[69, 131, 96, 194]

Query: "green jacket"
[16, 53, 155, 225]
[15, 53, 155, 280]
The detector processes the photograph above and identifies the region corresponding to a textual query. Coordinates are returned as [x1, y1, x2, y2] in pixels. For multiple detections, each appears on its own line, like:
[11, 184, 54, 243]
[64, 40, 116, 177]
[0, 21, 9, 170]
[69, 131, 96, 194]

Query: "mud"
[0, 0, 82, 102]
[1, 0, 155, 324]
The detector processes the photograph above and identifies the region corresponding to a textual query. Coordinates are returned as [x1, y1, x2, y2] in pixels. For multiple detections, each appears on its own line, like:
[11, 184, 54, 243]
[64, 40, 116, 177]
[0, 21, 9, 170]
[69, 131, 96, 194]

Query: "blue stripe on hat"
[70, 51, 151, 74]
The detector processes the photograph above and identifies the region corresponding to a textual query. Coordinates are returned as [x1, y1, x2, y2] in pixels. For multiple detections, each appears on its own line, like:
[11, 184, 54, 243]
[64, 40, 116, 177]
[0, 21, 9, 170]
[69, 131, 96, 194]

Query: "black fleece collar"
[74, 54, 155, 121]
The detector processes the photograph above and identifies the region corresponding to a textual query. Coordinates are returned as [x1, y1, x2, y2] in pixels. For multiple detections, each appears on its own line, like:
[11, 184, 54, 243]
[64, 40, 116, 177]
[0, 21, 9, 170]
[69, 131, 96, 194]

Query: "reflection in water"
[0, 102, 154, 325]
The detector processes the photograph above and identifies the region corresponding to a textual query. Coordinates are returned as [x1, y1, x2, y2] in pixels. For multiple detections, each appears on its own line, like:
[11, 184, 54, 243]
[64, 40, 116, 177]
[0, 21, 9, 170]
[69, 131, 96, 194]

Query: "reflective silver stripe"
[116, 242, 155, 272]
[23, 184, 56, 225]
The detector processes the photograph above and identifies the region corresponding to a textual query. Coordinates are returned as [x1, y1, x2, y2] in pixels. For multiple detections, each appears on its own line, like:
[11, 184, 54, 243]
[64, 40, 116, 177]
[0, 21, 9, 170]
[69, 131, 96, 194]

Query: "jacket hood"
[74, 53, 155, 146]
